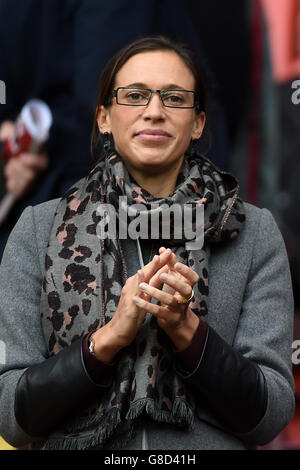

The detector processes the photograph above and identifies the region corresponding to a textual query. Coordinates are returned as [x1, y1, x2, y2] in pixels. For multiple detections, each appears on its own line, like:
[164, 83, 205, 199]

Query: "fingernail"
[160, 273, 168, 281]
[139, 282, 148, 291]
[133, 297, 143, 305]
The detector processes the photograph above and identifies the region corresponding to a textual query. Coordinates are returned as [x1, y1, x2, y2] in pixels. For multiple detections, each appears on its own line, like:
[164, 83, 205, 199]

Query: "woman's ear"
[97, 105, 112, 134]
[191, 111, 206, 140]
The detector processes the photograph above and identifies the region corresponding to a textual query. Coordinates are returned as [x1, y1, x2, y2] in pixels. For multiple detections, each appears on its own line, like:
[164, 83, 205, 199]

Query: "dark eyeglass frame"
[112, 86, 197, 109]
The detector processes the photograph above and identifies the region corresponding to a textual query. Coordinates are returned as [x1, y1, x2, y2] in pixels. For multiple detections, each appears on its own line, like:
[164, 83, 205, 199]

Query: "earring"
[103, 131, 115, 158]
[186, 138, 198, 159]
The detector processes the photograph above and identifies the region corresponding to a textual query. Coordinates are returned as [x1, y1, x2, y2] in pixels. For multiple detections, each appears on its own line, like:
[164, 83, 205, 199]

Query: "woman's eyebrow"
[124, 82, 187, 90]
[125, 82, 148, 88]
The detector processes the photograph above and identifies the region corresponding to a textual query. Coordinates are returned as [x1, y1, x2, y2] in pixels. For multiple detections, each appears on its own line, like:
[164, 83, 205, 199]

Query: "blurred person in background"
[260, 0, 300, 309]
[0, 121, 48, 201]
[0, 0, 90, 260]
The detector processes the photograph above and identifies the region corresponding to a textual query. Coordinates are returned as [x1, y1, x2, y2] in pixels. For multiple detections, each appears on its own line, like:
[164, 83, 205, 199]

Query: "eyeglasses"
[112, 87, 197, 109]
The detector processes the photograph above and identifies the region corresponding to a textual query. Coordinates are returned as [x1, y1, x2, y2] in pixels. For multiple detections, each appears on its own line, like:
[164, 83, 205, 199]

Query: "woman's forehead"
[114, 50, 196, 90]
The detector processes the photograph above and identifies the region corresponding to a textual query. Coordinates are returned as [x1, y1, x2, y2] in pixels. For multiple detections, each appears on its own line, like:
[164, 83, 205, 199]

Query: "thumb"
[0, 121, 14, 141]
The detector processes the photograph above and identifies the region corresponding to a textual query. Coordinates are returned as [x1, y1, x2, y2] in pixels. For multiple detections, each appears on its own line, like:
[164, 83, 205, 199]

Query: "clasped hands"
[133, 247, 198, 336]
[93, 247, 200, 363]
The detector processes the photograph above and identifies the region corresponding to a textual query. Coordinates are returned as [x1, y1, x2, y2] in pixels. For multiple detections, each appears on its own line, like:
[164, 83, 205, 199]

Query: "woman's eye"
[163, 93, 184, 104]
[127, 92, 145, 101]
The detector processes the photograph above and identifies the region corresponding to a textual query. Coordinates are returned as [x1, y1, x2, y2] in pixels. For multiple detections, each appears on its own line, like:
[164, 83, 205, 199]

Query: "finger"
[19, 153, 48, 170]
[150, 249, 177, 294]
[132, 295, 168, 316]
[142, 248, 172, 281]
[0, 121, 14, 141]
[131, 296, 150, 313]
[4, 159, 23, 178]
[174, 262, 199, 285]
[137, 269, 146, 283]
[139, 282, 174, 306]
[159, 246, 179, 273]
[4, 160, 13, 178]
[5, 156, 36, 173]
[148, 264, 169, 288]
[160, 272, 192, 298]
[6, 166, 35, 197]
[5, 161, 23, 183]
[137, 270, 151, 301]
[155, 247, 178, 295]
[159, 246, 176, 264]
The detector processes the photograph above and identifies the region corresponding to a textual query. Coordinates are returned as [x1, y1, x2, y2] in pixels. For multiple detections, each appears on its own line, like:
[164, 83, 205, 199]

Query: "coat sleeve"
[175, 208, 295, 446]
[0, 203, 112, 448]
[0, 206, 50, 447]
[231, 208, 295, 444]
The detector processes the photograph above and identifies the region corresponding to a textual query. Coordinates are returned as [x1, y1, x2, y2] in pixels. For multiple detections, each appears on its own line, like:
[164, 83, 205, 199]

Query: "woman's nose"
[142, 92, 165, 119]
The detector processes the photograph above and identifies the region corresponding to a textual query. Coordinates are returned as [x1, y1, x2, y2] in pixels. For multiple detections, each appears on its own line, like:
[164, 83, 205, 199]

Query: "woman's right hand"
[91, 248, 173, 363]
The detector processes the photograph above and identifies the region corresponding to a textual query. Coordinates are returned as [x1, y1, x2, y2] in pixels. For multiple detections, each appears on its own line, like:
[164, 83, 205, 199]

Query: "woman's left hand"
[133, 247, 200, 350]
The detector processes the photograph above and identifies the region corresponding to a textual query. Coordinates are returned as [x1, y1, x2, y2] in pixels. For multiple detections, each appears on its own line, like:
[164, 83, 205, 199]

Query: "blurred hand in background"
[0, 121, 48, 200]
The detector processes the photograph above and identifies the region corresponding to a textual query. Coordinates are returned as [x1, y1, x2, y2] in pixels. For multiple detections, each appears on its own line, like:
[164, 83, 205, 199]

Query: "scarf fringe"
[172, 398, 195, 429]
[42, 398, 195, 450]
[42, 406, 123, 451]
[126, 397, 195, 429]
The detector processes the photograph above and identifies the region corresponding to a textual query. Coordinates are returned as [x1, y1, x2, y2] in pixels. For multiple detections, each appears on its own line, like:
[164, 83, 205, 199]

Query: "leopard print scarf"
[40, 151, 245, 450]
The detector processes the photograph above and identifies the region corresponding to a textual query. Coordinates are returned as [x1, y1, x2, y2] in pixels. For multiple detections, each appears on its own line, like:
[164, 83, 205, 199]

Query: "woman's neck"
[130, 170, 178, 197]
[126, 159, 184, 197]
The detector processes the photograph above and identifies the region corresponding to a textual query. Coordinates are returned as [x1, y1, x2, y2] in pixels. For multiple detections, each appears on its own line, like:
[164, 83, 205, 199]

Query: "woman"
[0, 36, 295, 450]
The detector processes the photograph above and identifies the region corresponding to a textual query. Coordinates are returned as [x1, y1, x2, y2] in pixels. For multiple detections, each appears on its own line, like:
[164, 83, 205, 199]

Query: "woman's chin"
[135, 157, 171, 174]
[120, 143, 184, 175]
[133, 147, 174, 167]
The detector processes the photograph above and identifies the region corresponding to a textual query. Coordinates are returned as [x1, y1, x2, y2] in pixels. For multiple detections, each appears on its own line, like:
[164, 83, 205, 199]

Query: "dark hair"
[90, 35, 208, 161]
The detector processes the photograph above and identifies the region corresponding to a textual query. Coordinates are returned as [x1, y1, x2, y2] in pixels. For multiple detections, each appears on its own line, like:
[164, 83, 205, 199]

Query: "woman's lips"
[135, 129, 171, 142]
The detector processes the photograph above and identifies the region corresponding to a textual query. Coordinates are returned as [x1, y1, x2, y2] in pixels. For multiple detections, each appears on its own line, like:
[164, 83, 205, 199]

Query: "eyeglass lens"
[117, 88, 194, 107]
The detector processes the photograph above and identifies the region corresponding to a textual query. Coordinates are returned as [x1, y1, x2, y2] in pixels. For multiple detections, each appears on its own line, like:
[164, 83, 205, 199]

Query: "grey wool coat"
[0, 198, 295, 450]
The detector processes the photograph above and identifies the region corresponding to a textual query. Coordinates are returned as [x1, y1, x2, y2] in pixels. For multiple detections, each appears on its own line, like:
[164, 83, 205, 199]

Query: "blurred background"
[0, 0, 300, 450]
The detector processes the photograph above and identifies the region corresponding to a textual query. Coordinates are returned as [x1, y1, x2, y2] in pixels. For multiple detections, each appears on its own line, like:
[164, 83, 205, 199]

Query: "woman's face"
[98, 50, 205, 176]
